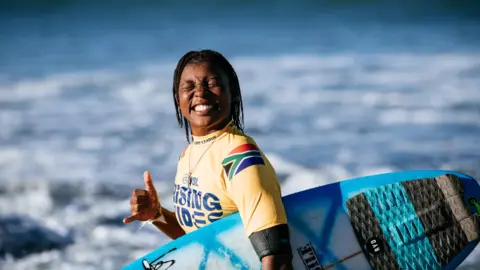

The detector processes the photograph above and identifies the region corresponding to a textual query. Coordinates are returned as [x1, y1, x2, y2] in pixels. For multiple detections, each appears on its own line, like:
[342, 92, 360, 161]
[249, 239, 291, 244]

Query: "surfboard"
[122, 170, 480, 270]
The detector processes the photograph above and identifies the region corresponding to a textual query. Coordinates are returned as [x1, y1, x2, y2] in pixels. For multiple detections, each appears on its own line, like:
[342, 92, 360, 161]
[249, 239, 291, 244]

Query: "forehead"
[180, 62, 227, 81]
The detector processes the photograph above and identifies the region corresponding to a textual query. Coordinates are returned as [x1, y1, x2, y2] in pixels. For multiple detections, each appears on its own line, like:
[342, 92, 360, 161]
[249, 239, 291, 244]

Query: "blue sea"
[0, 1, 479, 269]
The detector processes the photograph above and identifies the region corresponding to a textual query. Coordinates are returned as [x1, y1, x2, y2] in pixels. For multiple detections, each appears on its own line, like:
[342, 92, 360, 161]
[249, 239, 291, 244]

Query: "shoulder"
[221, 129, 268, 180]
[223, 126, 263, 152]
[178, 144, 190, 161]
[222, 127, 265, 161]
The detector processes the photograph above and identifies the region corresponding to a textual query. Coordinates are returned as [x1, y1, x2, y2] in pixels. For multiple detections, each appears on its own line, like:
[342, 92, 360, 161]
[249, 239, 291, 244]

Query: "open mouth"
[191, 103, 219, 115]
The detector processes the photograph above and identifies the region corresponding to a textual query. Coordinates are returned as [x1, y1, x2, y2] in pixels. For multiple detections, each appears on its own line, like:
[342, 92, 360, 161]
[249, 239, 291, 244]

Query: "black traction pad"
[346, 174, 479, 270]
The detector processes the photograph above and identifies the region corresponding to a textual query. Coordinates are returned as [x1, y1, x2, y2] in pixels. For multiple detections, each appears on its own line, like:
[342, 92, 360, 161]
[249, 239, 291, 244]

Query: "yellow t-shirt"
[172, 122, 287, 236]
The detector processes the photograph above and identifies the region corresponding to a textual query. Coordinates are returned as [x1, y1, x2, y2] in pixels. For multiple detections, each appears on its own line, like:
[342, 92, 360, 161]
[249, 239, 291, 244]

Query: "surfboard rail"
[123, 170, 480, 270]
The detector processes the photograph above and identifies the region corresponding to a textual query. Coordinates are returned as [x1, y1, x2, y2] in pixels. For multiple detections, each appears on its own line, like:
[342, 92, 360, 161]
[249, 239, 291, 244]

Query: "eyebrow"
[180, 76, 220, 86]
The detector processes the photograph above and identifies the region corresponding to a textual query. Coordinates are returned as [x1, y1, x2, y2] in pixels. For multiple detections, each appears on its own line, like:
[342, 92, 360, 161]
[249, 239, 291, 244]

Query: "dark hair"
[172, 49, 244, 143]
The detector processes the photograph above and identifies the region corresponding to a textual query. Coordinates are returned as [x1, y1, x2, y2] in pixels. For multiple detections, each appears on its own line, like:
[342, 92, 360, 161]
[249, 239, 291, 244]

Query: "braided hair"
[172, 50, 244, 143]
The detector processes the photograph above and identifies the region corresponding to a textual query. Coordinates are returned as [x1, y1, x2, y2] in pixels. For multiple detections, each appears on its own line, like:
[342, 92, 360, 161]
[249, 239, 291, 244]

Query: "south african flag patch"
[222, 144, 265, 180]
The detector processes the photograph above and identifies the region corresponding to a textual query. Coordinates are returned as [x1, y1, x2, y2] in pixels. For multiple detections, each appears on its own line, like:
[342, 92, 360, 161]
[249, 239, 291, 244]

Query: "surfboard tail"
[346, 174, 480, 270]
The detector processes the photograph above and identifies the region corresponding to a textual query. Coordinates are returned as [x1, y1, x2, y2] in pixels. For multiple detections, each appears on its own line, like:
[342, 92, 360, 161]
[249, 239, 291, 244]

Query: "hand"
[123, 170, 163, 224]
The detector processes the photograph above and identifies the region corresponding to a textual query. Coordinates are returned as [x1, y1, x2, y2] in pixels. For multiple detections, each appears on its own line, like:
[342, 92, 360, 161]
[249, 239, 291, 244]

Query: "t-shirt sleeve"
[222, 142, 288, 236]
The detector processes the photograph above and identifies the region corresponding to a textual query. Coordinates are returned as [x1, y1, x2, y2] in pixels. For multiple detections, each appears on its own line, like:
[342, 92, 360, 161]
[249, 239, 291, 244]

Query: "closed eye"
[208, 81, 222, 89]
[181, 82, 195, 91]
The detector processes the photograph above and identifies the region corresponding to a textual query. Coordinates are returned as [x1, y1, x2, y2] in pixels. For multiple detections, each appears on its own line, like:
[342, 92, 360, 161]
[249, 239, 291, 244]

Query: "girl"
[124, 50, 293, 270]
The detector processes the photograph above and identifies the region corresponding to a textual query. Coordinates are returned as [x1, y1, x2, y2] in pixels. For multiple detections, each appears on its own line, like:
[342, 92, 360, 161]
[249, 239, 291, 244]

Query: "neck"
[191, 118, 232, 137]
[190, 118, 233, 144]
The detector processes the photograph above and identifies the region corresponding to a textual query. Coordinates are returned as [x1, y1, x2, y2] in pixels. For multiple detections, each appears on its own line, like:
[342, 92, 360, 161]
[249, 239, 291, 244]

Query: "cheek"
[221, 96, 232, 113]
[219, 89, 232, 105]
[178, 92, 190, 110]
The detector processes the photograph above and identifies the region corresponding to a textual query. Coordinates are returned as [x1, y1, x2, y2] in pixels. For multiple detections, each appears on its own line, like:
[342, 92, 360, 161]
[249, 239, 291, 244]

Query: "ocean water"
[0, 1, 480, 269]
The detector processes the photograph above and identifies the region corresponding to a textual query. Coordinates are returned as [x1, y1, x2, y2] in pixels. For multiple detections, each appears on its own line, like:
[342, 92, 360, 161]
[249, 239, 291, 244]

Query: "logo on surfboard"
[142, 248, 177, 270]
[468, 197, 480, 214]
[297, 242, 324, 270]
[366, 237, 385, 254]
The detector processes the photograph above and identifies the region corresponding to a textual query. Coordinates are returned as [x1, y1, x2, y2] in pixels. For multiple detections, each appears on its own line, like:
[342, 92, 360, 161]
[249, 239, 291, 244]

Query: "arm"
[124, 171, 185, 240]
[261, 255, 293, 270]
[151, 207, 186, 240]
[249, 224, 293, 270]
[223, 143, 293, 270]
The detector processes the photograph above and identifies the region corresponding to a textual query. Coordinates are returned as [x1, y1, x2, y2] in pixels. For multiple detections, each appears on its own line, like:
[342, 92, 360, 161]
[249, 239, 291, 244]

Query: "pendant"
[183, 173, 191, 185]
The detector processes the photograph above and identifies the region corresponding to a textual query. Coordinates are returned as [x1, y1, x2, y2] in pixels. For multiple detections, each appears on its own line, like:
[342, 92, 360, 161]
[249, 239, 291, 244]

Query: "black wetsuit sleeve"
[248, 223, 293, 260]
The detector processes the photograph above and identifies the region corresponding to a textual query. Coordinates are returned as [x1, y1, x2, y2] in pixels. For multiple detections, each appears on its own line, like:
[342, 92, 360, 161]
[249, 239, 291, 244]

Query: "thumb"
[144, 170, 157, 196]
[123, 214, 140, 224]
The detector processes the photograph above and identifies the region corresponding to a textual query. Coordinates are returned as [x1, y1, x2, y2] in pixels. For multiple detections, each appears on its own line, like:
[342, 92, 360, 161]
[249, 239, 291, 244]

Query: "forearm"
[249, 224, 293, 270]
[152, 207, 185, 240]
[261, 254, 293, 270]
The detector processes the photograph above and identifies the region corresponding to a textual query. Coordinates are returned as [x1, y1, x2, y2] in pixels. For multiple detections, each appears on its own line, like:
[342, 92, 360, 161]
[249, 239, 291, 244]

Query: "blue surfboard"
[123, 170, 480, 270]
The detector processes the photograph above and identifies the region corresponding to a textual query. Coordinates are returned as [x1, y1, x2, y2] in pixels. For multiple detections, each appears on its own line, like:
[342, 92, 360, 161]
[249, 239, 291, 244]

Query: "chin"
[189, 113, 229, 131]
[190, 115, 216, 128]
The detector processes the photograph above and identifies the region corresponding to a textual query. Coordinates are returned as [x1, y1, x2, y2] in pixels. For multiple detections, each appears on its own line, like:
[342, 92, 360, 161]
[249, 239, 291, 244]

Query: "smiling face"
[176, 62, 232, 136]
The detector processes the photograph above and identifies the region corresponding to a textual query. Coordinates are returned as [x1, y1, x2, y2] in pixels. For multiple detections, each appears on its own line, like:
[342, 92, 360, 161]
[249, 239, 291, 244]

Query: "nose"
[193, 83, 209, 97]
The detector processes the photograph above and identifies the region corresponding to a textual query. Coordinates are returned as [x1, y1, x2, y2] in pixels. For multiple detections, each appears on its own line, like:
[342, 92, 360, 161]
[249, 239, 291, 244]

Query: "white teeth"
[194, 105, 213, 112]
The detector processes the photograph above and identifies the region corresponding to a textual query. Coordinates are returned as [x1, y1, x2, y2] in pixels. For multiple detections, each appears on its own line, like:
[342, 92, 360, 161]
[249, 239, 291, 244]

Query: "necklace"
[183, 132, 226, 186]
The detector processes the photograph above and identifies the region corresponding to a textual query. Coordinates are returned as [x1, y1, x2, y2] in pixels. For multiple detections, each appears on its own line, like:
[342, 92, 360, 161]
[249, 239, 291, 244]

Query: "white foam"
[274, 154, 353, 196]
[76, 137, 104, 151]
[1, 52, 479, 269]
[0, 70, 119, 102]
[378, 109, 480, 125]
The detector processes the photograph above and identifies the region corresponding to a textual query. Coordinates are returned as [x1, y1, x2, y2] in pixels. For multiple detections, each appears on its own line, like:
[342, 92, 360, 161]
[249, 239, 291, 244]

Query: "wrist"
[150, 208, 166, 223]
